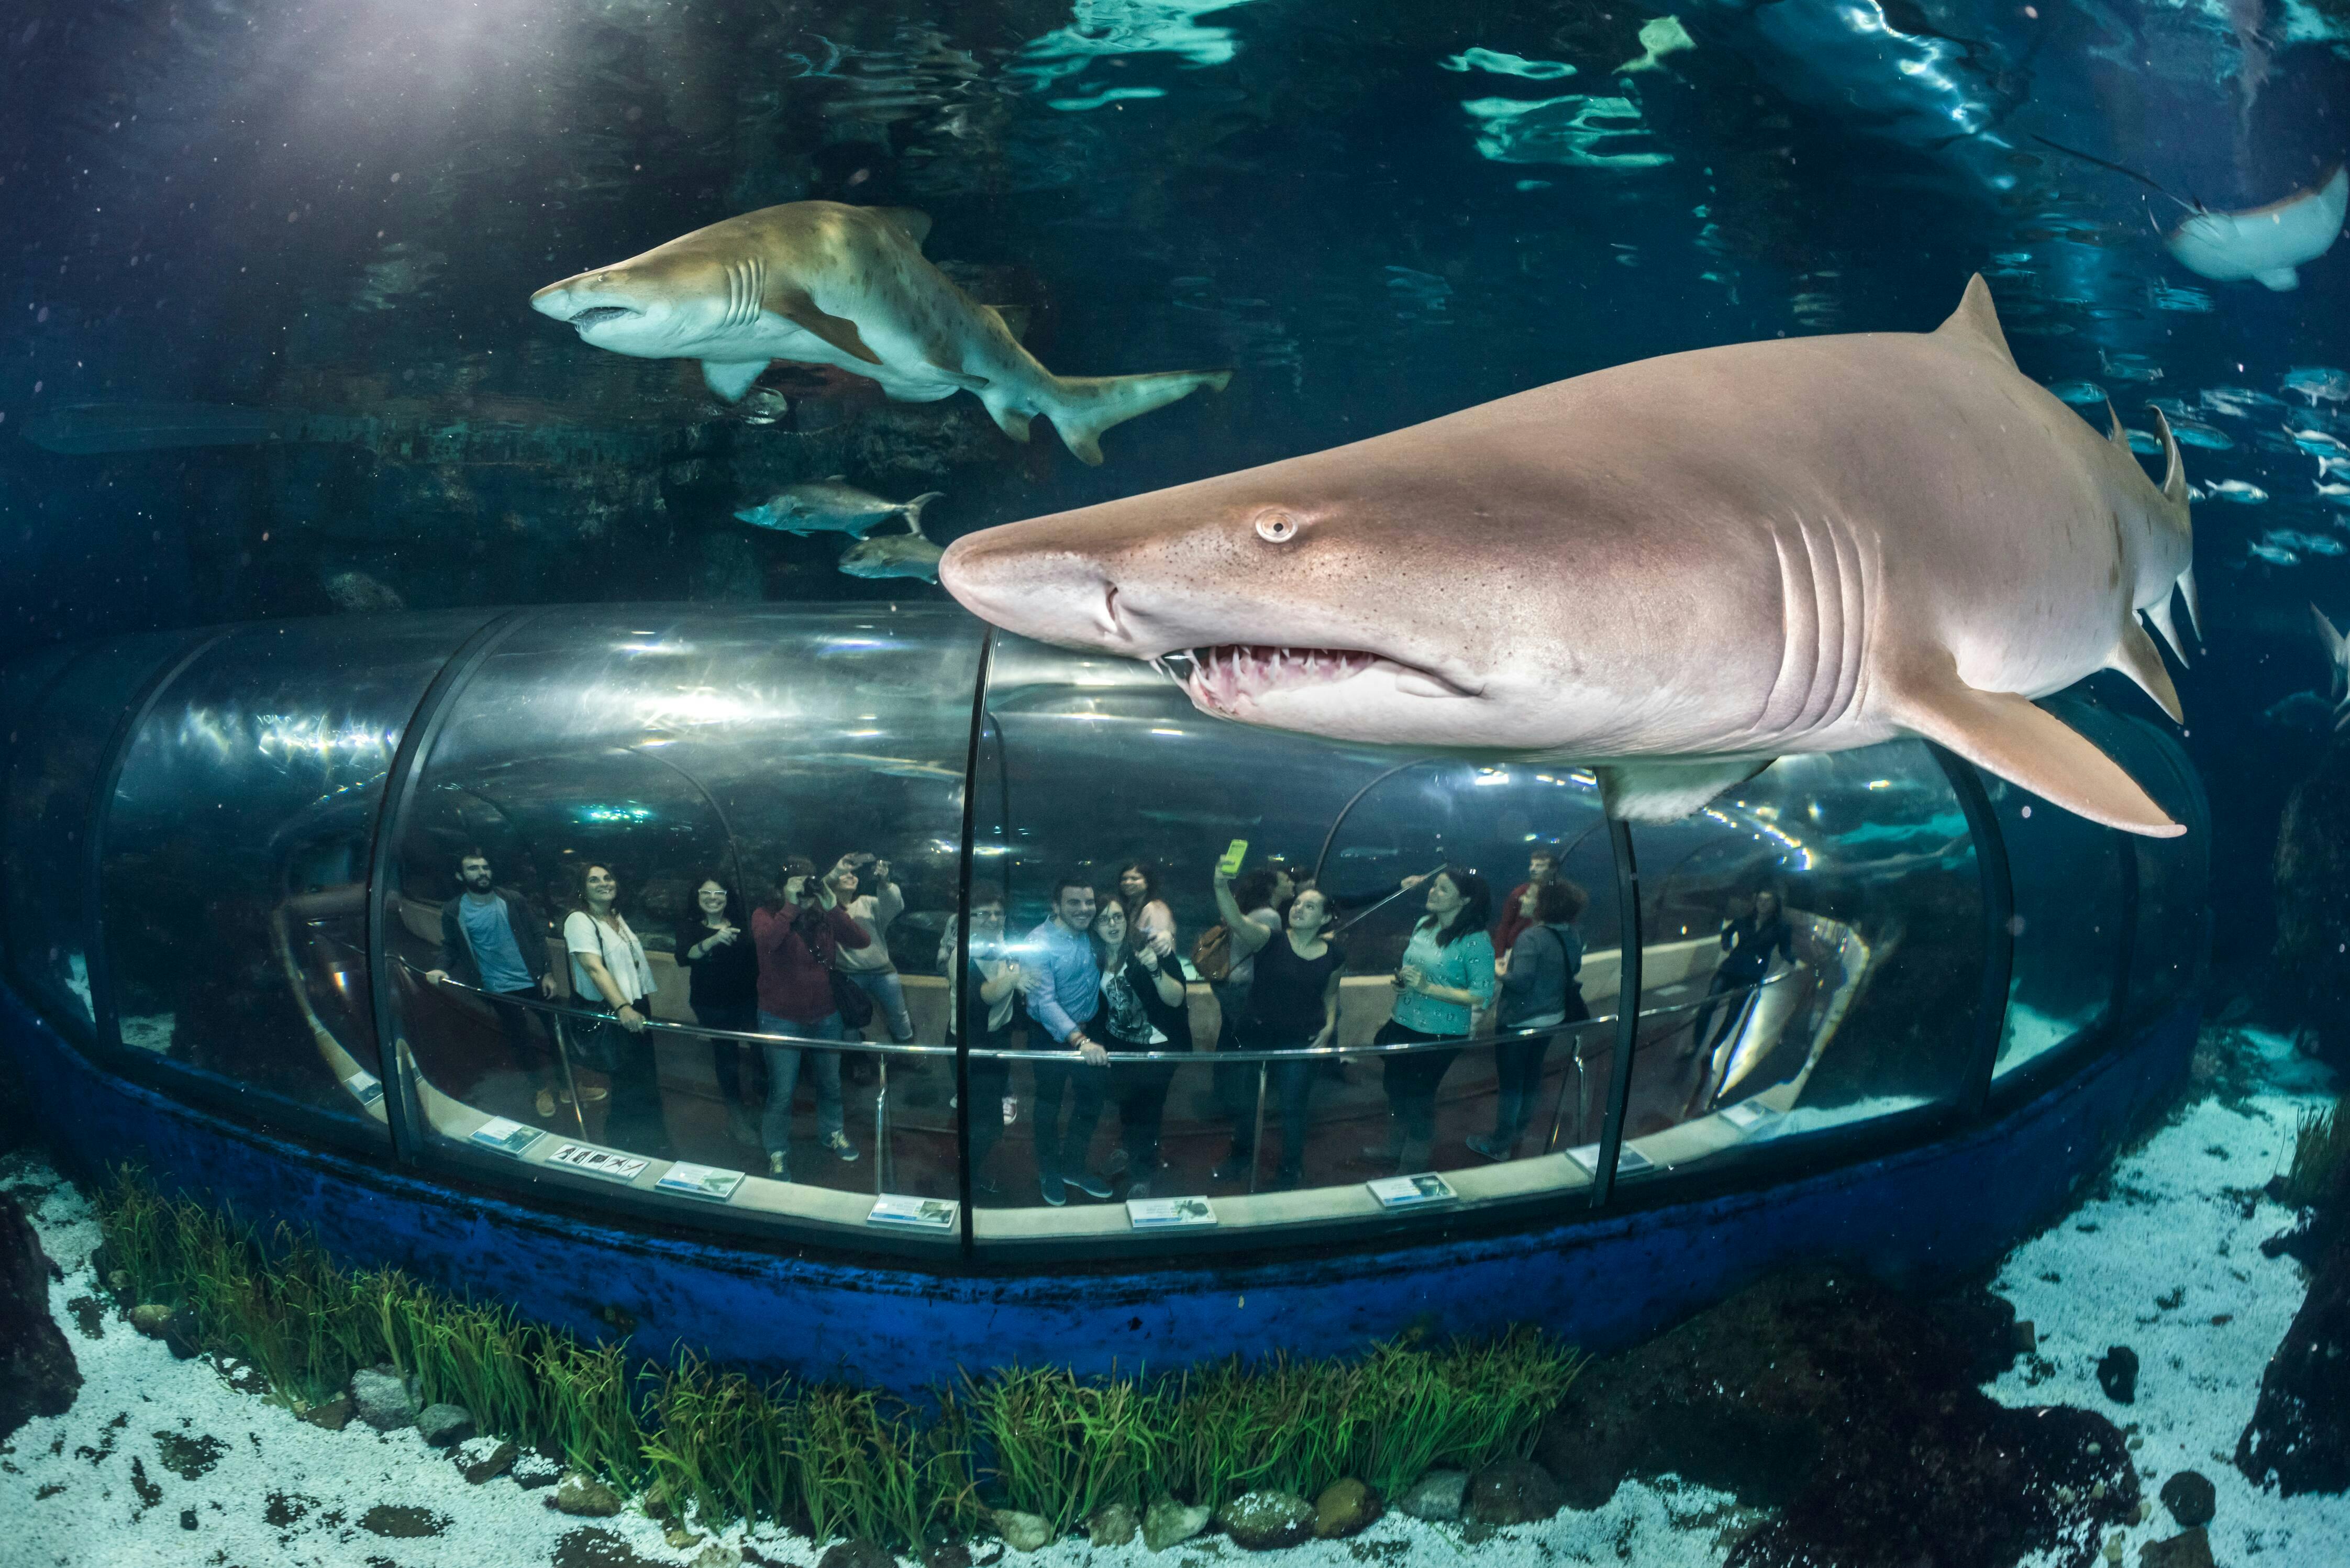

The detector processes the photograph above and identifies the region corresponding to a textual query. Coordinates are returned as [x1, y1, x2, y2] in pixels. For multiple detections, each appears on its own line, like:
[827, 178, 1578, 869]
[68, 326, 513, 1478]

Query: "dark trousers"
[489, 987, 560, 1087]
[1491, 1035, 1550, 1142]
[1227, 1042, 1314, 1178]
[1690, 968, 1756, 1060]
[1032, 1056, 1107, 1180]
[1377, 1020, 1462, 1148]
[575, 1004, 670, 1158]
[1110, 1046, 1181, 1176]
[967, 1051, 1011, 1177]
[695, 1000, 759, 1109]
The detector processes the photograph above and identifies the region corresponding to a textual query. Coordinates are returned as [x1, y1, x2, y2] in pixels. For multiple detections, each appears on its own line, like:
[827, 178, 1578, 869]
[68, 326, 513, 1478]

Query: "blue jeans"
[760, 1010, 845, 1158]
[1031, 1055, 1107, 1180]
[843, 969, 915, 1043]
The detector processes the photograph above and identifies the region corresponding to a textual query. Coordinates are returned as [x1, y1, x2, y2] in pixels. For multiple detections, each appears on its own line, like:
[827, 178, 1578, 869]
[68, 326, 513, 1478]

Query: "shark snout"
[529, 273, 642, 329]
[939, 529, 1133, 651]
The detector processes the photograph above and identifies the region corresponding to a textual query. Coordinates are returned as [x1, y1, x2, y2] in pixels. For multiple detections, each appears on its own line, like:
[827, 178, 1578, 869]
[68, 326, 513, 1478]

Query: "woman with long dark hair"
[1113, 858, 1176, 949]
[1210, 876, 1344, 1191]
[1093, 893, 1190, 1199]
[560, 862, 669, 1158]
[677, 872, 760, 1147]
[1361, 866, 1495, 1174]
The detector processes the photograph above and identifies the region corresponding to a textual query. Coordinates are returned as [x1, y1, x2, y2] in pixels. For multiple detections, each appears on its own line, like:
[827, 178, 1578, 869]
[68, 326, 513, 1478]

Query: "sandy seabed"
[3, 1027, 2345, 1567]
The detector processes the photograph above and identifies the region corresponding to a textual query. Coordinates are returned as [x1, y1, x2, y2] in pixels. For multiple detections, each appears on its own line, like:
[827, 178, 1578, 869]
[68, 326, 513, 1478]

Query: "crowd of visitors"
[420, 840, 1683, 1203]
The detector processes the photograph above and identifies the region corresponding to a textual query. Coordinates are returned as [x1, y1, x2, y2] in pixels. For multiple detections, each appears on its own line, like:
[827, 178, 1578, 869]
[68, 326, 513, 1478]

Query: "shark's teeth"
[1181, 644, 1382, 713]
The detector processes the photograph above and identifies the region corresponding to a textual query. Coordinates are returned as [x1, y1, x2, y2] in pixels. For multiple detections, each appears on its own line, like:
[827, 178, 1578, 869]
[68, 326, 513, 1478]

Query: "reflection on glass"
[385, 606, 978, 1238]
[93, 617, 488, 1142]
[1614, 743, 1982, 1182]
[1990, 699, 2126, 1080]
[3, 640, 173, 1037]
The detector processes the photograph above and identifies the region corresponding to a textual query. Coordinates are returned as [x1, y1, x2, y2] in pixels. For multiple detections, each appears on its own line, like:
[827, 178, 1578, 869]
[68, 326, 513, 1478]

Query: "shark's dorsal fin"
[770, 288, 883, 365]
[1883, 649, 2181, 836]
[2146, 597, 2190, 667]
[872, 207, 933, 250]
[982, 304, 1032, 343]
[2103, 398, 2130, 451]
[2149, 406, 2187, 507]
[2316, 603, 2347, 666]
[1934, 274, 2016, 368]
[2107, 620, 2184, 724]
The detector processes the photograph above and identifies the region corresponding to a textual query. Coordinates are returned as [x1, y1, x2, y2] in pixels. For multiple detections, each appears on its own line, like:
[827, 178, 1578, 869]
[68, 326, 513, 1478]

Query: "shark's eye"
[1255, 511, 1299, 543]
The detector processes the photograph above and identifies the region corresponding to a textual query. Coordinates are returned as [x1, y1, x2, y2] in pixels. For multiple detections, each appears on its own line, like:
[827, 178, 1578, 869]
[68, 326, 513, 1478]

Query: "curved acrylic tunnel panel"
[95, 614, 496, 1145]
[6, 633, 198, 1043]
[384, 605, 981, 1241]
[974, 632, 1623, 1245]
[1989, 696, 2131, 1083]
[1612, 743, 1983, 1188]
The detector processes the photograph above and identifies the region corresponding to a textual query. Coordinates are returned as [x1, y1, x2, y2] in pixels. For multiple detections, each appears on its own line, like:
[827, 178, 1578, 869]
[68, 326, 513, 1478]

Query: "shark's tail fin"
[1039, 369, 1233, 466]
[900, 492, 944, 538]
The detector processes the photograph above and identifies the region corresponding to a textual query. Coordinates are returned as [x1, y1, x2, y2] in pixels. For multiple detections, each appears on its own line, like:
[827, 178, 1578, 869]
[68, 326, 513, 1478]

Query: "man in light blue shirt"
[1021, 875, 1109, 1207]
[424, 849, 563, 1121]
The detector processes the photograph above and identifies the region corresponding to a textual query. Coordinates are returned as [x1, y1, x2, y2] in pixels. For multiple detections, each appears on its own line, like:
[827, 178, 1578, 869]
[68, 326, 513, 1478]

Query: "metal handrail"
[401, 960, 1783, 1064]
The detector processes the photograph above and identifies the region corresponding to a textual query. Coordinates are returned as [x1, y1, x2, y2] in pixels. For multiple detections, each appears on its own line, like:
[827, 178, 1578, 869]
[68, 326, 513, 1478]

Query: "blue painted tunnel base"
[5, 982, 2198, 1391]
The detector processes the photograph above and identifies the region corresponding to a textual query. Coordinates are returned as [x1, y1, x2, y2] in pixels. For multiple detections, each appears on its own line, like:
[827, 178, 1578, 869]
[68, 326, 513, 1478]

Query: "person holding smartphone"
[751, 855, 869, 1181]
[832, 851, 916, 1050]
[1210, 872, 1344, 1191]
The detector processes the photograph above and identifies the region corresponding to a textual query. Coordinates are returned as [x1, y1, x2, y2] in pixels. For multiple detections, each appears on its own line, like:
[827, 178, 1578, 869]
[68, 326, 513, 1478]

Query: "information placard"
[1367, 1173, 1458, 1210]
[868, 1195, 958, 1231]
[1565, 1141, 1655, 1177]
[656, 1163, 747, 1202]
[469, 1117, 542, 1157]
[1126, 1197, 1217, 1229]
[546, 1142, 651, 1184]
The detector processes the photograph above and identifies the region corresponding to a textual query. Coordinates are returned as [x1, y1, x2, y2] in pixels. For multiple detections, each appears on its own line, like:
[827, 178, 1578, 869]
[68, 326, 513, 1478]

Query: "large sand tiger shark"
[940, 277, 2201, 837]
[530, 201, 1230, 464]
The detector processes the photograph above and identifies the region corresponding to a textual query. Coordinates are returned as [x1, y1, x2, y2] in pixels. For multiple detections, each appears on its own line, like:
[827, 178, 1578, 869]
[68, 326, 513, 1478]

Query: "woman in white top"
[562, 863, 670, 1158]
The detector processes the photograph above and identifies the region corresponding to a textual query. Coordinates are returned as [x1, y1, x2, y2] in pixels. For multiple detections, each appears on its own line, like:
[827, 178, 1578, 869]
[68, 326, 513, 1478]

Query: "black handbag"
[562, 1006, 624, 1073]
[829, 969, 875, 1032]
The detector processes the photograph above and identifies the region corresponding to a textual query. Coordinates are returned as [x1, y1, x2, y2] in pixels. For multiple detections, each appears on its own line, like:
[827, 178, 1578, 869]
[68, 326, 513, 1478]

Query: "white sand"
[4, 1024, 2344, 1566]
[1990, 1027, 2350, 1565]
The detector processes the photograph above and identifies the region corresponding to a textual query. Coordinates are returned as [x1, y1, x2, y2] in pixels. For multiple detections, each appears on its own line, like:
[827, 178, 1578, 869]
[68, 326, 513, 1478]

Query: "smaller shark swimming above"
[941, 277, 2201, 837]
[531, 201, 1231, 464]
[2033, 137, 2345, 293]
[735, 479, 940, 538]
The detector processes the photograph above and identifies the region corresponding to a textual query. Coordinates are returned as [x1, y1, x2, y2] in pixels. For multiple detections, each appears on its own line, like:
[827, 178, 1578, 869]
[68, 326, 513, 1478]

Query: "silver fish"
[2284, 366, 2350, 405]
[735, 479, 941, 537]
[2251, 542, 2300, 564]
[838, 532, 946, 582]
[2205, 480, 2269, 503]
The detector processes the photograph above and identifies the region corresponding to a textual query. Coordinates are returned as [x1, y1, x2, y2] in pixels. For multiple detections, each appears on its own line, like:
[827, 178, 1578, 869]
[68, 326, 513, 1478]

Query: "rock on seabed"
[0, 1190, 79, 1441]
[1141, 1498, 1211, 1551]
[1216, 1489, 1315, 1550]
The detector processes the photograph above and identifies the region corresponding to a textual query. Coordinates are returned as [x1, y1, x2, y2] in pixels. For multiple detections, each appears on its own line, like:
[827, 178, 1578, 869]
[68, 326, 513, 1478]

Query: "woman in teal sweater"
[1363, 867, 1495, 1174]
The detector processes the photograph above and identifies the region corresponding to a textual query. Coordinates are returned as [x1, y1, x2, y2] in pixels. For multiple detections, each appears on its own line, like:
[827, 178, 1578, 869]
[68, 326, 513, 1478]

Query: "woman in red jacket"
[753, 854, 869, 1181]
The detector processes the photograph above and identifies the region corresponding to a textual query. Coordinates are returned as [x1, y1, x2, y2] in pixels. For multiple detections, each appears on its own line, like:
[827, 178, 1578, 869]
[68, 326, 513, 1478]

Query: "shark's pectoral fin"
[2254, 266, 2302, 291]
[1885, 656, 2183, 837]
[1593, 758, 1775, 824]
[702, 360, 771, 402]
[774, 292, 883, 366]
[2108, 620, 2185, 724]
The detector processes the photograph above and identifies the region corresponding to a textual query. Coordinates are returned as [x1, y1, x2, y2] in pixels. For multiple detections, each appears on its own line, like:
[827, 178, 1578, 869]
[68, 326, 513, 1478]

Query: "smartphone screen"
[1217, 838, 1249, 876]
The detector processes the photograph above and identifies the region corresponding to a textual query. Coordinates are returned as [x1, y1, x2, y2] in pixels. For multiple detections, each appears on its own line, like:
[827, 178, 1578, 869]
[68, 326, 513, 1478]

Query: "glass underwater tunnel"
[0, 600, 2207, 1381]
